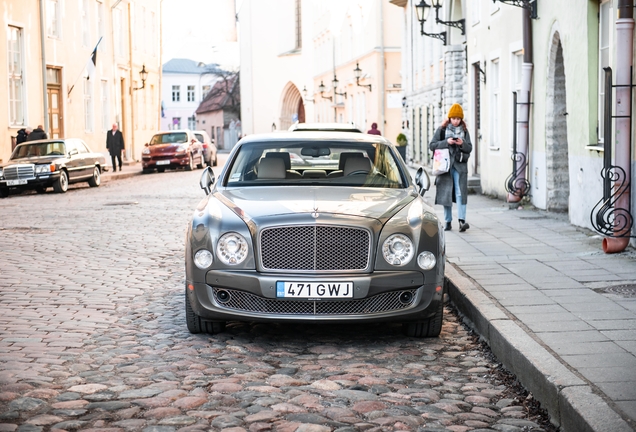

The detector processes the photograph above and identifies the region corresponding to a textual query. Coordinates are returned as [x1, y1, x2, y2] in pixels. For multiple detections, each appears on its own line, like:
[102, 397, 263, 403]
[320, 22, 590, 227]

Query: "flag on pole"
[86, 46, 97, 80]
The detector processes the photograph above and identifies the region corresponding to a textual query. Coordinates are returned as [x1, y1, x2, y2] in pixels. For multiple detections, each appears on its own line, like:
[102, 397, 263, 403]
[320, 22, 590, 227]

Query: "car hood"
[5, 156, 64, 166]
[148, 144, 185, 153]
[214, 187, 416, 223]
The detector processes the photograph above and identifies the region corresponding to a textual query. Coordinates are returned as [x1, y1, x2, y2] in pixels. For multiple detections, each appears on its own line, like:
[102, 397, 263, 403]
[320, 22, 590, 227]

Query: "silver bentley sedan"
[185, 131, 445, 337]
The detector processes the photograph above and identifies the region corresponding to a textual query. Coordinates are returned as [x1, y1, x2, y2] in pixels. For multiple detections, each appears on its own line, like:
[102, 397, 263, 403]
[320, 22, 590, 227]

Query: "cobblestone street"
[0, 168, 553, 432]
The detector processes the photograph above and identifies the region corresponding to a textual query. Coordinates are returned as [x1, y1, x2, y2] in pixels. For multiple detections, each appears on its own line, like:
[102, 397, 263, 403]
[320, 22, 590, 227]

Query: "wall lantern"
[318, 81, 332, 101]
[415, 0, 447, 45]
[353, 63, 372, 92]
[493, 0, 538, 19]
[302, 86, 314, 103]
[133, 64, 148, 91]
[332, 75, 347, 99]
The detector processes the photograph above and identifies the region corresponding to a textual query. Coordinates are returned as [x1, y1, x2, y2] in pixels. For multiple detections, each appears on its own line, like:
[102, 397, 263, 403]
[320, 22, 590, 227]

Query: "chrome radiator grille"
[4, 165, 34, 180]
[213, 287, 417, 315]
[260, 226, 370, 271]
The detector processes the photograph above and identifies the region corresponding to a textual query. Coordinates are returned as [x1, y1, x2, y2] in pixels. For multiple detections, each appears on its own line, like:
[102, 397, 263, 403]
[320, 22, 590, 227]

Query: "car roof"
[288, 122, 362, 133]
[152, 130, 192, 135]
[239, 131, 391, 144]
[16, 139, 66, 145]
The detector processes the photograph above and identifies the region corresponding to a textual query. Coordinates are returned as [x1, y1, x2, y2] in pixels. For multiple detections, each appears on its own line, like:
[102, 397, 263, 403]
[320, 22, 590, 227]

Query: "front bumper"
[187, 269, 444, 323]
[0, 172, 61, 191]
[142, 154, 189, 169]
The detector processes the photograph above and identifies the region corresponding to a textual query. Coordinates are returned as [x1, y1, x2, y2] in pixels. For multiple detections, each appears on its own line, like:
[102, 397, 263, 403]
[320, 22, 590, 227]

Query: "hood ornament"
[311, 206, 319, 219]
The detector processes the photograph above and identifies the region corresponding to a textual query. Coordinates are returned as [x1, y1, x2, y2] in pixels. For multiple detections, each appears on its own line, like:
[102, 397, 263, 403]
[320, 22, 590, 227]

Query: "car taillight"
[202, 144, 208, 149]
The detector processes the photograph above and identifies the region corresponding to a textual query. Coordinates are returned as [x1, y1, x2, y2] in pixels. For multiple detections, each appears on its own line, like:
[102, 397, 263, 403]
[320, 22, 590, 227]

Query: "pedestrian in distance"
[16, 127, 31, 144]
[26, 125, 47, 141]
[367, 122, 382, 136]
[429, 103, 473, 232]
[107, 123, 125, 172]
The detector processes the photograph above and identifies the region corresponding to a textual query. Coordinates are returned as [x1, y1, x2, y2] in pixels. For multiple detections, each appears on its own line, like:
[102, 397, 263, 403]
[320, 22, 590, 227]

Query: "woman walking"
[429, 103, 473, 232]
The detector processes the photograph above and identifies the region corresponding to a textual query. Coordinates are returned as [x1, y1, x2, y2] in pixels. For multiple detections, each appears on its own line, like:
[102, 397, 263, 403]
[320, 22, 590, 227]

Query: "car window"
[66, 140, 78, 154]
[149, 132, 188, 145]
[194, 133, 205, 142]
[225, 141, 406, 188]
[76, 140, 90, 153]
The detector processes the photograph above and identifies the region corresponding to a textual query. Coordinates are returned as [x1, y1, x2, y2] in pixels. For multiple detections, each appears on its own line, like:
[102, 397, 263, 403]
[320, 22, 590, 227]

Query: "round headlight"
[35, 164, 51, 174]
[142, 148, 150, 155]
[382, 234, 414, 266]
[216, 233, 248, 265]
[417, 251, 436, 270]
[194, 249, 213, 269]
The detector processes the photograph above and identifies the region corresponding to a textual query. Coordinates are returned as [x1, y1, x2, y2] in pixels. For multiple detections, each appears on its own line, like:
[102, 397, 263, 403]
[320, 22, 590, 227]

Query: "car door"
[75, 140, 93, 178]
[64, 139, 85, 181]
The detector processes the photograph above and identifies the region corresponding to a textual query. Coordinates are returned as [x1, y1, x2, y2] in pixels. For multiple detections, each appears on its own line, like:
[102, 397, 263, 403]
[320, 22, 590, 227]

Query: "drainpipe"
[507, 6, 532, 203]
[112, 0, 123, 128]
[38, 0, 49, 133]
[128, 2, 135, 162]
[379, 0, 386, 132]
[603, 0, 634, 253]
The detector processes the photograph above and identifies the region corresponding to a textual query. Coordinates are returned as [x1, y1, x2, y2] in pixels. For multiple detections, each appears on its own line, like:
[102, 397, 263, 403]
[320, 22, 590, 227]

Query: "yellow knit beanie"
[447, 103, 464, 119]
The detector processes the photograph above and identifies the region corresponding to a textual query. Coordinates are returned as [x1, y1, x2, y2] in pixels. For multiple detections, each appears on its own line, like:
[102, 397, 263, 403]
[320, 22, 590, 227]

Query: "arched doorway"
[280, 83, 304, 130]
[545, 32, 569, 212]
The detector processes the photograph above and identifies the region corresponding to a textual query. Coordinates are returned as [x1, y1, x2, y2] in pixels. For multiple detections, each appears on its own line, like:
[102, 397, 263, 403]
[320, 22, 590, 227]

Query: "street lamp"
[353, 63, 372, 92]
[414, 0, 446, 45]
[332, 75, 347, 99]
[133, 64, 148, 91]
[302, 86, 314, 103]
[429, 0, 465, 35]
[493, 0, 538, 19]
[318, 81, 332, 101]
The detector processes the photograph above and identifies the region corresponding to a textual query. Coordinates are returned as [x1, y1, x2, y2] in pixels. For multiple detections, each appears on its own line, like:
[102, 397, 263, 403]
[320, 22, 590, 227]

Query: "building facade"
[195, 74, 241, 149]
[394, 0, 636, 249]
[239, 0, 403, 143]
[1, 0, 161, 165]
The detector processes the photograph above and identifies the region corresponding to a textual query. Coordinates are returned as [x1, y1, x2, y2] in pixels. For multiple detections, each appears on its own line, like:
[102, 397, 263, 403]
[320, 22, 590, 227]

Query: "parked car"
[184, 131, 445, 337]
[194, 130, 218, 167]
[288, 122, 362, 133]
[142, 130, 205, 173]
[0, 138, 105, 197]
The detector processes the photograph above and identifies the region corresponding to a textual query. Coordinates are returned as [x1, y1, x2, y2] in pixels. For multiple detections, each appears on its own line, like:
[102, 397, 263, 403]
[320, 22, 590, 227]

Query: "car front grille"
[212, 287, 417, 315]
[260, 226, 370, 272]
[4, 165, 34, 180]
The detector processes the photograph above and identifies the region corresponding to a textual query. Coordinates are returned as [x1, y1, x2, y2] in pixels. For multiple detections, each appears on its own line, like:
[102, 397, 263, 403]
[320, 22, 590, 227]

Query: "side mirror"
[199, 166, 216, 195]
[414, 167, 430, 196]
[144, 143, 149, 147]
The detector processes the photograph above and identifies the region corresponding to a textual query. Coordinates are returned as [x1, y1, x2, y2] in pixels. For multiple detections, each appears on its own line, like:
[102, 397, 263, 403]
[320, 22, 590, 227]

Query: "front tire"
[186, 155, 194, 171]
[212, 154, 218, 167]
[53, 170, 69, 193]
[402, 299, 444, 338]
[196, 154, 204, 169]
[185, 290, 225, 334]
[88, 167, 101, 187]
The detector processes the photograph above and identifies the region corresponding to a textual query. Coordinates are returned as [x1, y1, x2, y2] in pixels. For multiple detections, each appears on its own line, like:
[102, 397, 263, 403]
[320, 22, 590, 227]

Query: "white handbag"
[432, 148, 450, 176]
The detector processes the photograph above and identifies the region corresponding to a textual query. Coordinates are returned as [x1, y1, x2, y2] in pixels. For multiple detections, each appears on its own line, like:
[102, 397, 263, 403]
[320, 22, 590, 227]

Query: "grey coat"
[429, 126, 473, 206]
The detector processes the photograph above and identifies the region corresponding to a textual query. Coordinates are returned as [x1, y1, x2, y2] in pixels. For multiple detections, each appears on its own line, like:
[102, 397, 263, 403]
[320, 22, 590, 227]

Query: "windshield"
[225, 141, 406, 188]
[149, 132, 188, 145]
[12, 142, 66, 159]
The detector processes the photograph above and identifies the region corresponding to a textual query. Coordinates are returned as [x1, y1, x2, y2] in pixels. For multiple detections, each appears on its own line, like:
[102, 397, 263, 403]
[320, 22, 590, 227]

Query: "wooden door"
[47, 87, 63, 138]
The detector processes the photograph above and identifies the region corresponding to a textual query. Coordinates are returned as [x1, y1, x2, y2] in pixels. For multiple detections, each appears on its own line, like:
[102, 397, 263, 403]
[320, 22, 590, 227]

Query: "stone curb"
[444, 263, 633, 432]
[101, 171, 141, 182]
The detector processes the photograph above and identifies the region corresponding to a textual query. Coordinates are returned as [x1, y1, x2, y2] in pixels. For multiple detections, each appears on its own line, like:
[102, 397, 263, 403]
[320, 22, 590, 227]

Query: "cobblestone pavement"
[0, 166, 553, 432]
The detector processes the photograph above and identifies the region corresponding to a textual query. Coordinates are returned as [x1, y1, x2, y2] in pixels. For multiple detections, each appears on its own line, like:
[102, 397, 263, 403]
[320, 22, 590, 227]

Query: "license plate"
[276, 281, 353, 299]
[7, 179, 28, 186]
[156, 160, 170, 166]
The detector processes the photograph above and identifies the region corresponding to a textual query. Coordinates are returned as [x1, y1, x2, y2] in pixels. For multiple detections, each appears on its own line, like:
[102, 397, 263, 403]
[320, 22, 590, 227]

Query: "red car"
[142, 130, 205, 173]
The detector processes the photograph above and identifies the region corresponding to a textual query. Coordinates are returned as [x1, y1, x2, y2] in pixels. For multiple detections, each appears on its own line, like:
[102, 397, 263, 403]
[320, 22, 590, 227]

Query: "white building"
[160, 59, 221, 132]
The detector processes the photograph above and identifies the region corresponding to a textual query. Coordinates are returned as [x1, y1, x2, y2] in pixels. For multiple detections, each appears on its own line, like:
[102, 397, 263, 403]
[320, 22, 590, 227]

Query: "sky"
[161, 0, 240, 70]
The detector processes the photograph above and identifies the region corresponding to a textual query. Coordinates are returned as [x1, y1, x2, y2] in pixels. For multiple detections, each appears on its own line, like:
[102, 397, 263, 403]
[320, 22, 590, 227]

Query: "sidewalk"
[418, 172, 636, 431]
[101, 162, 143, 182]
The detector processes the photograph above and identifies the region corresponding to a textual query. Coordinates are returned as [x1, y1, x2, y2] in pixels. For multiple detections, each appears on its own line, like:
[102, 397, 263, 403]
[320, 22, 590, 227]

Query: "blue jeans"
[443, 167, 466, 223]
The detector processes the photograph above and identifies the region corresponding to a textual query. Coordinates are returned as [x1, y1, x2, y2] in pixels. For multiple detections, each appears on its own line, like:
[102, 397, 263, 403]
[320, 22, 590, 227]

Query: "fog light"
[399, 291, 413, 304]
[417, 251, 436, 270]
[217, 290, 231, 303]
[194, 249, 213, 269]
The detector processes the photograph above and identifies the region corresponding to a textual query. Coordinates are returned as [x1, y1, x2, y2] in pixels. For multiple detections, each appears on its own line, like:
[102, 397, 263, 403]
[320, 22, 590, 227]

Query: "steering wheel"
[347, 170, 369, 176]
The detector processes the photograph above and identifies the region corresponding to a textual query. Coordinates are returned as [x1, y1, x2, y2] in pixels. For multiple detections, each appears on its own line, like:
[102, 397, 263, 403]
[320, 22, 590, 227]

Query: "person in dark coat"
[367, 122, 381, 136]
[106, 123, 125, 172]
[26, 125, 47, 141]
[429, 103, 473, 232]
[16, 127, 31, 144]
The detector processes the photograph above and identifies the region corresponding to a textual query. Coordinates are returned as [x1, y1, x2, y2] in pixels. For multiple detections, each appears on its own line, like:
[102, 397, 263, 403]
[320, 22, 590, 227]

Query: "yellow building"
[0, 0, 161, 165]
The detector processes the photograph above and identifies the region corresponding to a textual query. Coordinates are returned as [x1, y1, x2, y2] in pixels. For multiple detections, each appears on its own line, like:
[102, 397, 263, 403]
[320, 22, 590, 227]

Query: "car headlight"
[382, 234, 414, 266]
[0, 168, 3, 179]
[35, 164, 52, 174]
[142, 148, 150, 155]
[175, 144, 188, 154]
[194, 249, 213, 269]
[417, 251, 436, 270]
[216, 232, 248, 265]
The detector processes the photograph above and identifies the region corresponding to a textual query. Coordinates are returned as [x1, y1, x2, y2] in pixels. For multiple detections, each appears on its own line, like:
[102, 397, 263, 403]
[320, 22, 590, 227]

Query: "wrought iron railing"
[505, 91, 531, 198]
[590, 67, 634, 238]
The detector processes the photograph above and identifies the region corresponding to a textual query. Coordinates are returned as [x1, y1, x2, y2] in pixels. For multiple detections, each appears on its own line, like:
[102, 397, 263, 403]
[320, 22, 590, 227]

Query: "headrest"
[257, 157, 286, 179]
[265, 152, 291, 170]
[338, 152, 365, 170]
[343, 157, 372, 176]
